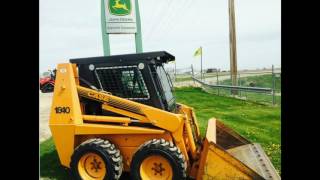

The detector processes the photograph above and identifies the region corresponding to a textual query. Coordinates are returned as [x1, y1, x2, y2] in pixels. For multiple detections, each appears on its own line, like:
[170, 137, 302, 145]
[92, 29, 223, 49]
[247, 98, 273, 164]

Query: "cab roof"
[70, 51, 175, 65]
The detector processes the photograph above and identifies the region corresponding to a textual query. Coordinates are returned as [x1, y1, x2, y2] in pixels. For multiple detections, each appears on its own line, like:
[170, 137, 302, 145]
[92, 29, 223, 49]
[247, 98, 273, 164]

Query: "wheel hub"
[140, 155, 173, 180]
[152, 162, 165, 175]
[78, 152, 106, 180]
[90, 157, 102, 172]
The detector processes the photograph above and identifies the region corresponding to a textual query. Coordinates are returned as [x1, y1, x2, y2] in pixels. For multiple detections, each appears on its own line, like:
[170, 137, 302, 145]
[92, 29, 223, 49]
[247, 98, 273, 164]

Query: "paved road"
[40, 92, 53, 142]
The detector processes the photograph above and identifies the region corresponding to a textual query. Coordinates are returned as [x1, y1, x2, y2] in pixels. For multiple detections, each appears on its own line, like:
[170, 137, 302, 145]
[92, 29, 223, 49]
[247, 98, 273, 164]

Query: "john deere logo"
[109, 0, 131, 16]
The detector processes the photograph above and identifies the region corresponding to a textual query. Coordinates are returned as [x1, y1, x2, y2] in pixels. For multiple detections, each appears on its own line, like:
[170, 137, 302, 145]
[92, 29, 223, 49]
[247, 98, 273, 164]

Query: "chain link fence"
[167, 65, 281, 105]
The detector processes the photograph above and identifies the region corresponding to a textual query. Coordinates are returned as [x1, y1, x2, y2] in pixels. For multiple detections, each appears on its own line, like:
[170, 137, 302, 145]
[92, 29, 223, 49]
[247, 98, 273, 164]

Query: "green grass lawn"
[40, 87, 281, 179]
[175, 76, 193, 82]
[175, 72, 226, 82]
[40, 138, 71, 180]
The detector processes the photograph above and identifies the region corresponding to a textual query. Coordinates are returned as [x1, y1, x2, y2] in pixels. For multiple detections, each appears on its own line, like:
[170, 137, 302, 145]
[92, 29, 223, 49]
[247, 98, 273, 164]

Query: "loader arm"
[76, 85, 200, 162]
[77, 85, 183, 132]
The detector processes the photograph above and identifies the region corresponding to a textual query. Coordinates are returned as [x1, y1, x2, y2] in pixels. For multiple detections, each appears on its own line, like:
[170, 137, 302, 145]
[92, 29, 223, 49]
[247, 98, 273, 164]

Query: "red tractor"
[40, 69, 56, 93]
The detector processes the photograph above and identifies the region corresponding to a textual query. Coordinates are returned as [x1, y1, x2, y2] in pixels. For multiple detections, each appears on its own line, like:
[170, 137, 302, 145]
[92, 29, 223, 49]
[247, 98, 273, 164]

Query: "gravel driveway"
[40, 92, 53, 142]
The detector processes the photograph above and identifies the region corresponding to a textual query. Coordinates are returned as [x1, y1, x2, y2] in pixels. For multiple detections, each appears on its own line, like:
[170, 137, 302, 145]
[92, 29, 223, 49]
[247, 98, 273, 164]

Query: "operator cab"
[70, 51, 176, 113]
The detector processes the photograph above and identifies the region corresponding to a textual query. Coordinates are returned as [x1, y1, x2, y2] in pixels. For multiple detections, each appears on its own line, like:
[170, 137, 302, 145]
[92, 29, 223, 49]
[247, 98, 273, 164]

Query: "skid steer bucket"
[197, 118, 280, 180]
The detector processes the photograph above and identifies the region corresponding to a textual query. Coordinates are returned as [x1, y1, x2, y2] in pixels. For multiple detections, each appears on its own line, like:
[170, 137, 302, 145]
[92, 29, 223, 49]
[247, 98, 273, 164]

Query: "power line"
[157, 0, 188, 37]
[147, 0, 182, 41]
[143, 0, 169, 41]
[162, 0, 193, 37]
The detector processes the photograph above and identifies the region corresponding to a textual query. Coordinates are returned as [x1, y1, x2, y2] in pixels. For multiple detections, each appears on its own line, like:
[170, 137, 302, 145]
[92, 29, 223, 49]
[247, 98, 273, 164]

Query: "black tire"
[41, 83, 54, 93]
[70, 138, 123, 180]
[40, 88, 46, 93]
[130, 138, 187, 180]
[40, 86, 47, 93]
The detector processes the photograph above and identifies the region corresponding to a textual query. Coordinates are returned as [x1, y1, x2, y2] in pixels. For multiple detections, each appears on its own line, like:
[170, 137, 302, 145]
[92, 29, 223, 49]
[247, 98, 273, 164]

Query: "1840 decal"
[55, 107, 70, 114]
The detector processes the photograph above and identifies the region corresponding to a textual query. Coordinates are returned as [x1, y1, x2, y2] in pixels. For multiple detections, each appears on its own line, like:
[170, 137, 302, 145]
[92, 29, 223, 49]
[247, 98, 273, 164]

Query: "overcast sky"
[40, 0, 280, 72]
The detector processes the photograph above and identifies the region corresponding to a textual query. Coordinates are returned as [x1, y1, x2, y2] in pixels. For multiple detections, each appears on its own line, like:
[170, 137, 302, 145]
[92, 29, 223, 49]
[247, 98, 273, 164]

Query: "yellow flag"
[194, 47, 202, 57]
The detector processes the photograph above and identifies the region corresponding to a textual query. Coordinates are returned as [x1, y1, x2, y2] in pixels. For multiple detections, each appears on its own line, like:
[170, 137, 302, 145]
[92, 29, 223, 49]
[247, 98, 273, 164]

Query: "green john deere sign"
[109, 0, 131, 16]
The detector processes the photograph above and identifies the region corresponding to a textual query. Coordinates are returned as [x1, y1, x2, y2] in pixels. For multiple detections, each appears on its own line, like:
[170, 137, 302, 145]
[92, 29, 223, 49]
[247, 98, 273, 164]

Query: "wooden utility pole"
[228, 0, 238, 95]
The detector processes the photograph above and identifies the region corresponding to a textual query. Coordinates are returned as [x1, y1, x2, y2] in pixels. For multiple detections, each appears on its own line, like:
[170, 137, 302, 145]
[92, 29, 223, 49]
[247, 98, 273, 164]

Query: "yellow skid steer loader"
[49, 51, 280, 180]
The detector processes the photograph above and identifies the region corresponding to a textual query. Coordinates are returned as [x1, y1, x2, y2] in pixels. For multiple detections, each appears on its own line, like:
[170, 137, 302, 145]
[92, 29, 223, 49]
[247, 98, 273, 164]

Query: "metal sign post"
[101, 0, 111, 56]
[101, 0, 143, 56]
[134, 0, 143, 53]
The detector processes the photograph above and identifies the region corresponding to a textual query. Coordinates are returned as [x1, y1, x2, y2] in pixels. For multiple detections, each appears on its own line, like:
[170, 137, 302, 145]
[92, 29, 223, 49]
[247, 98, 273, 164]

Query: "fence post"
[191, 64, 195, 85]
[216, 70, 219, 95]
[238, 73, 241, 97]
[174, 62, 177, 82]
[272, 65, 275, 105]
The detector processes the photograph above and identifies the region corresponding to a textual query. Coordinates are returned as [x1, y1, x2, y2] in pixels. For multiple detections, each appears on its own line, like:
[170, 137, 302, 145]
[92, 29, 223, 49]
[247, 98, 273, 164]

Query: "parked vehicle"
[40, 69, 56, 93]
